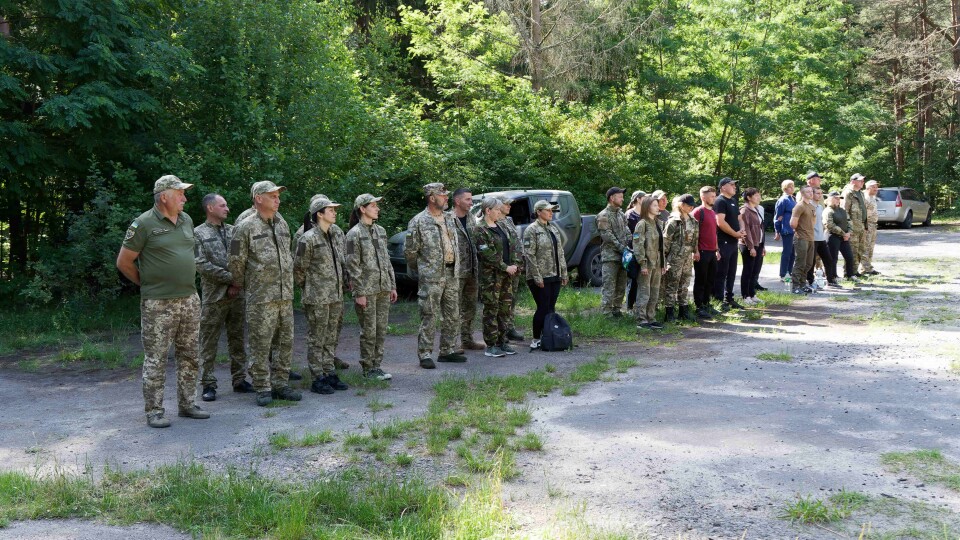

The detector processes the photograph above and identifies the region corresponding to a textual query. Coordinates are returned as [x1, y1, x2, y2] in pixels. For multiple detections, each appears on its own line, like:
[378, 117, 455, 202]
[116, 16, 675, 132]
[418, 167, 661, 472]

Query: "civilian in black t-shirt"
[712, 177, 746, 310]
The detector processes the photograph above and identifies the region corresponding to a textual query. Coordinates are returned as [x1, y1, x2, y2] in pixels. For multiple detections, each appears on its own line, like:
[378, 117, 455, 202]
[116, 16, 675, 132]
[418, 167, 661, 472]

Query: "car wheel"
[900, 210, 912, 229]
[922, 209, 932, 227]
[579, 244, 603, 287]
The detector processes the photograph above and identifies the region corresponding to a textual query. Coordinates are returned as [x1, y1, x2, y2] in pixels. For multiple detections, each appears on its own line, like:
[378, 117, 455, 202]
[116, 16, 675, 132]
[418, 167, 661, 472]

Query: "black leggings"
[626, 277, 638, 309]
[739, 245, 761, 298]
[528, 279, 562, 339]
[807, 240, 836, 284]
[828, 235, 855, 278]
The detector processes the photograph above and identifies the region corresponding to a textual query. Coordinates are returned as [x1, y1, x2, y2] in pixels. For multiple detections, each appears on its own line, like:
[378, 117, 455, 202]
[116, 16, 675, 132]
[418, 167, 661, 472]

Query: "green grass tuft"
[756, 351, 792, 362]
[881, 449, 960, 491]
[268, 433, 293, 450]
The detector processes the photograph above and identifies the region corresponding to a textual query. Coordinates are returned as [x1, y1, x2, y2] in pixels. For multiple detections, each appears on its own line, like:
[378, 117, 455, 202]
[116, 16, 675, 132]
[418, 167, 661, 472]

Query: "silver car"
[876, 187, 932, 229]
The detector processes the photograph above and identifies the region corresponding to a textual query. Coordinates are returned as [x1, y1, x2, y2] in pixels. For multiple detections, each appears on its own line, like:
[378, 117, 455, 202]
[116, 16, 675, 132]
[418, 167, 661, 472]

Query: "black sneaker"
[233, 380, 255, 393]
[649, 321, 664, 330]
[288, 371, 303, 381]
[272, 387, 302, 401]
[827, 281, 842, 288]
[696, 308, 713, 320]
[324, 374, 349, 391]
[708, 305, 722, 315]
[720, 302, 732, 312]
[419, 357, 436, 369]
[755, 284, 767, 291]
[727, 299, 745, 310]
[310, 378, 335, 395]
[438, 352, 467, 363]
[201, 385, 216, 402]
[506, 328, 525, 341]
[256, 391, 273, 407]
[499, 342, 517, 355]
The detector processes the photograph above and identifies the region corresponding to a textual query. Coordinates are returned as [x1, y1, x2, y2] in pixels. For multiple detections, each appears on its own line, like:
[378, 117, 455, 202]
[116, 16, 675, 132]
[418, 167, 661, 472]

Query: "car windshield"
[877, 190, 898, 202]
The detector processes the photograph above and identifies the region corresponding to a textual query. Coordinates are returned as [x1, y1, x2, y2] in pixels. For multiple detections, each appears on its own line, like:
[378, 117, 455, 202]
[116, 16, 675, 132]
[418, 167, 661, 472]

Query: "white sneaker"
[530, 339, 541, 350]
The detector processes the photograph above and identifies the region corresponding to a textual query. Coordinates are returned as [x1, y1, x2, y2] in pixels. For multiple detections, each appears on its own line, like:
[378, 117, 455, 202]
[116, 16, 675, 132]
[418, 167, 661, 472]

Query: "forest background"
[1, 0, 957, 306]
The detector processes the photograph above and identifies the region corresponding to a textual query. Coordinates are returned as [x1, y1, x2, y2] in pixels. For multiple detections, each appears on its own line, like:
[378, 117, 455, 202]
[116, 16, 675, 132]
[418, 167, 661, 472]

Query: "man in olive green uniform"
[861, 180, 881, 275]
[405, 183, 463, 369]
[841, 173, 867, 276]
[497, 195, 525, 341]
[597, 187, 630, 317]
[117, 175, 209, 428]
[228, 181, 302, 406]
[661, 194, 699, 322]
[195, 193, 251, 403]
[294, 196, 349, 395]
[451, 188, 484, 351]
[294, 194, 349, 371]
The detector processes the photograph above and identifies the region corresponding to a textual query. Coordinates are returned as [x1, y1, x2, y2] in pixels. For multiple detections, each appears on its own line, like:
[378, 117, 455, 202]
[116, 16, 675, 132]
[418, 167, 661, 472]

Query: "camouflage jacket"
[234, 206, 256, 225]
[474, 221, 518, 275]
[228, 213, 294, 304]
[632, 218, 664, 272]
[294, 226, 345, 305]
[523, 220, 567, 284]
[345, 221, 396, 297]
[597, 204, 630, 262]
[452, 210, 479, 277]
[841, 187, 867, 231]
[662, 213, 699, 269]
[405, 209, 460, 281]
[194, 221, 240, 304]
[496, 216, 524, 272]
[863, 194, 879, 227]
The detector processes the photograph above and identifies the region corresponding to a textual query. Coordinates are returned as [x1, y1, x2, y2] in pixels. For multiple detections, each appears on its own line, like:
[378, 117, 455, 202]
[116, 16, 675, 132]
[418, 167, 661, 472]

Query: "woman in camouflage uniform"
[294, 197, 350, 395]
[475, 198, 520, 358]
[633, 196, 665, 330]
[523, 200, 569, 350]
[345, 194, 397, 381]
[662, 194, 700, 321]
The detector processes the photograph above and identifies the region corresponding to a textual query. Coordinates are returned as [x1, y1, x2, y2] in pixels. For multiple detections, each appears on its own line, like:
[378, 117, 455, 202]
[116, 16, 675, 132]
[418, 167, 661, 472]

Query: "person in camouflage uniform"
[841, 173, 867, 276]
[597, 187, 630, 317]
[116, 175, 209, 428]
[523, 200, 569, 350]
[294, 196, 350, 395]
[194, 193, 251, 403]
[632, 196, 665, 329]
[450, 188, 484, 351]
[345, 194, 397, 380]
[294, 194, 349, 371]
[861, 180, 881, 275]
[405, 182, 463, 369]
[475, 198, 521, 357]
[228, 180, 302, 407]
[497, 195, 525, 341]
[661, 194, 699, 322]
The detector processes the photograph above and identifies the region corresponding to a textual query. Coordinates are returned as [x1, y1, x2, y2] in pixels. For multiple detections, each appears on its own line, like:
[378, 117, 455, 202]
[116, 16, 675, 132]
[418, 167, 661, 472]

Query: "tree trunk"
[892, 9, 906, 174]
[530, 0, 543, 91]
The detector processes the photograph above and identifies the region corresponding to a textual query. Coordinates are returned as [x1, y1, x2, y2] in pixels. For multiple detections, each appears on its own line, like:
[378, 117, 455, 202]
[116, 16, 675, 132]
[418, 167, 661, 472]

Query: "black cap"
[806, 170, 820, 180]
[828, 191, 841, 197]
[606, 187, 626, 199]
[679, 194, 696, 206]
[718, 177, 736, 188]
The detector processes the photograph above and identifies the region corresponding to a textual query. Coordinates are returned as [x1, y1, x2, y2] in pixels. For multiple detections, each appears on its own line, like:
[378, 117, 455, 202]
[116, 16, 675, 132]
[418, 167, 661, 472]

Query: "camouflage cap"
[309, 196, 341, 214]
[865, 180, 879, 187]
[850, 173, 865, 182]
[251, 180, 286, 197]
[651, 189, 667, 200]
[354, 193, 383, 209]
[423, 182, 449, 196]
[153, 175, 193, 194]
[533, 200, 559, 212]
[498, 194, 516, 205]
[309, 193, 328, 205]
[629, 190, 646, 205]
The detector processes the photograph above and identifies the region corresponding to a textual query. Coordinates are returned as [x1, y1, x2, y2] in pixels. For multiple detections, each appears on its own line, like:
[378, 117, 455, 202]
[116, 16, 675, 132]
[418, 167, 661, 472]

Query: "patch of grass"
[17, 359, 40, 372]
[386, 301, 421, 335]
[763, 251, 782, 264]
[516, 432, 543, 451]
[56, 340, 133, 369]
[544, 364, 556, 373]
[881, 449, 960, 491]
[367, 397, 393, 413]
[0, 296, 140, 356]
[265, 399, 297, 408]
[262, 410, 278, 418]
[830, 296, 851, 302]
[394, 453, 413, 467]
[780, 493, 859, 524]
[756, 351, 792, 362]
[756, 290, 796, 307]
[339, 371, 389, 390]
[615, 358, 639, 373]
[561, 384, 580, 396]
[268, 433, 293, 450]
[298, 430, 335, 447]
[569, 354, 612, 383]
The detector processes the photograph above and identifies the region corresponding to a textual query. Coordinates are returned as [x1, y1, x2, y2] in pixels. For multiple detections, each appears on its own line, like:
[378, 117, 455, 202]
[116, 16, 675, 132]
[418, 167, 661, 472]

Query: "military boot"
[147, 413, 171, 428]
[178, 406, 210, 419]
[677, 305, 690, 322]
[664, 306, 676, 323]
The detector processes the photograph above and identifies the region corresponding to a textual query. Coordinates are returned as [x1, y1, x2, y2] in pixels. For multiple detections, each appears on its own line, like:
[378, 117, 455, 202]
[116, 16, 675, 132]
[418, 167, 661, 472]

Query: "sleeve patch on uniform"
[230, 239, 241, 255]
[296, 242, 305, 256]
[345, 240, 354, 255]
[124, 228, 136, 241]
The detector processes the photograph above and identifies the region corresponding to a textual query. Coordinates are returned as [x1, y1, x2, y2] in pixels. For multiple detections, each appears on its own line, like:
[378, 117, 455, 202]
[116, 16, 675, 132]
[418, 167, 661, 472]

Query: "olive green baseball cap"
[533, 200, 559, 212]
[251, 180, 286, 198]
[354, 193, 383, 209]
[309, 196, 341, 214]
[153, 175, 193, 194]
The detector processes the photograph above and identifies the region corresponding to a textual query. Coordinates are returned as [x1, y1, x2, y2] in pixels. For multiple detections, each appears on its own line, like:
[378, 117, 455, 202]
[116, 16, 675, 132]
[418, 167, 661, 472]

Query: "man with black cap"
[597, 187, 630, 317]
[712, 177, 746, 310]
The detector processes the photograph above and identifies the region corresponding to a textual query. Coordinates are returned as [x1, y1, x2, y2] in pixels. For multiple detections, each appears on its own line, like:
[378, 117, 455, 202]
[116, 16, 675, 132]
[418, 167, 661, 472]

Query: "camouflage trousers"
[633, 268, 661, 324]
[247, 301, 294, 392]
[861, 225, 877, 273]
[459, 273, 479, 345]
[357, 291, 391, 371]
[479, 269, 513, 346]
[662, 259, 693, 308]
[199, 297, 247, 389]
[849, 228, 866, 273]
[304, 301, 342, 379]
[600, 260, 628, 315]
[507, 273, 523, 332]
[140, 293, 200, 419]
[417, 267, 460, 359]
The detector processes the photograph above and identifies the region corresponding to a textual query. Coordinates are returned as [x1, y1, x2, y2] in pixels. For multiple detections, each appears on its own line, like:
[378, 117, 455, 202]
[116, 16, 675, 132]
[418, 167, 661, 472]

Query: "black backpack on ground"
[540, 312, 573, 351]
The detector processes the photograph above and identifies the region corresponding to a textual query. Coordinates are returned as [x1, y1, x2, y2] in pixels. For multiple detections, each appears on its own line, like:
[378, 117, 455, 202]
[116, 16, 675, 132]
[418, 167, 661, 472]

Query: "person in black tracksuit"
[712, 177, 746, 310]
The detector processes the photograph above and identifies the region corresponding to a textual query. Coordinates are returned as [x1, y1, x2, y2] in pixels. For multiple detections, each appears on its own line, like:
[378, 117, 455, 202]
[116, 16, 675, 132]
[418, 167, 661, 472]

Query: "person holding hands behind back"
[523, 200, 568, 351]
[475, 198, 520, 358]
[633, 196, 666, 330]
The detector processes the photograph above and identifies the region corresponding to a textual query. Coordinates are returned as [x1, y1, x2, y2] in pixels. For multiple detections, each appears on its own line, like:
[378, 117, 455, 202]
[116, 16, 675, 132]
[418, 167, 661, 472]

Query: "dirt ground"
[1, 226, 959, 539]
